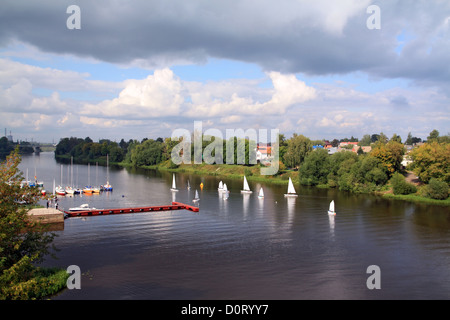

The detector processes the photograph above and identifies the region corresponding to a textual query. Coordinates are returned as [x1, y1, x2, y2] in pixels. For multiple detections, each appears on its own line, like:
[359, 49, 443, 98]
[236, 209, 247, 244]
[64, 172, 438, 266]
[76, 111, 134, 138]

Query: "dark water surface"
[20, 153, 450, 299]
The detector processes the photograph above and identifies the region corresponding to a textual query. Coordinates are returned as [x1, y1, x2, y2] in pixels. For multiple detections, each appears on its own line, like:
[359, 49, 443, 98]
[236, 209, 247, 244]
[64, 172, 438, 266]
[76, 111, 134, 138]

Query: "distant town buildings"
[256, 143, 272, 162]
[4, 128, 13, 142]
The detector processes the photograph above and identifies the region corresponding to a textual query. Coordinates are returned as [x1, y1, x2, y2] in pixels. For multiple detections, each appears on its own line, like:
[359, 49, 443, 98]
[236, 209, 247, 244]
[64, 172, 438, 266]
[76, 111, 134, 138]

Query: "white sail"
[171, 174, 178, 191]
[258, 187, 264, 198]
[187, 180, 191, 189]
[328, 200, 336, 215]
[241, 176, 252, 193]
[284, 177, 298, 197]
[223, 183, 229, 200]
[218, 181, 223, 191]
[193, 189, 200, 202]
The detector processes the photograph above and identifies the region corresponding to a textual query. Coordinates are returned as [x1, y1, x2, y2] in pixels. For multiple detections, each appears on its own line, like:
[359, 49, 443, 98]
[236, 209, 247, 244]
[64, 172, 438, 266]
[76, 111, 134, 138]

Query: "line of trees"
[0, 137, 34, 160]
[295, 130, 449, 199]
[55, 129, 449, 200]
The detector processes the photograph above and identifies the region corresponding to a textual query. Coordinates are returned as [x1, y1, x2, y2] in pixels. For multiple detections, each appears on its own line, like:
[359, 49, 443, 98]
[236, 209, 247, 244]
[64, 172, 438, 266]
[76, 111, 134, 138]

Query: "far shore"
[54, 154, 449, 206]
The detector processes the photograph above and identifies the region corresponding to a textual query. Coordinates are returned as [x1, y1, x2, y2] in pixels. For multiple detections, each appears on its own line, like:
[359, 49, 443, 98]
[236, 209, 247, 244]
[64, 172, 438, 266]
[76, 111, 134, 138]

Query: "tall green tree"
[299, 149, 330, 186]
[283, 134, 312, 168]
[371, 141, 405, 177]
[358, 134, 372, 146]
[0, 149, 62, 299]
[427, 129, 440, 142]
[409, 141, 450, 184]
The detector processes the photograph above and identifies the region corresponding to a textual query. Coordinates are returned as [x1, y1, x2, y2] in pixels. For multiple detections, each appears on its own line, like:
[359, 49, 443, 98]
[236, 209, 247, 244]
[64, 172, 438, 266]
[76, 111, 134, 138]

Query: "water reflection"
[286, 196, 296, 225]
[329, 214, 335, 238]
[242, 193, 250, 218]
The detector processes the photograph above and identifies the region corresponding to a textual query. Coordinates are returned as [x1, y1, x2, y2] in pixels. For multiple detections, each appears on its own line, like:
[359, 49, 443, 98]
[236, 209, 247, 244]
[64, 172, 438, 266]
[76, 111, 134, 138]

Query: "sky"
[0, 0, 449, 143]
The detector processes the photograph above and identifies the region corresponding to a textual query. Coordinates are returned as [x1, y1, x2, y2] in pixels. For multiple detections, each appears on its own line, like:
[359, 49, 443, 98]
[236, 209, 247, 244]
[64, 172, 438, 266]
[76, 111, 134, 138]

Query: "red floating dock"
[64, 201, 199, 218]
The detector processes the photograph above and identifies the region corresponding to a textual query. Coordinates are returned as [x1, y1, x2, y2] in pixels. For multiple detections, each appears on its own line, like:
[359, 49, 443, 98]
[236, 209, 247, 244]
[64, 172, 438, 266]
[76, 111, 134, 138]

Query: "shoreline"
[56, 155, 449, 206]
[136, 161, 450, 207]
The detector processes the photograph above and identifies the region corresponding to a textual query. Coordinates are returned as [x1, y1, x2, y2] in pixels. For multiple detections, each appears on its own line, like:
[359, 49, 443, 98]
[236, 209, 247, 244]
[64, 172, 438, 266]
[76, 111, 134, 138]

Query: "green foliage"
[370, 141, 405, 177]
[358, 134, 372, 146]
[0, 254, 68, 300]
[409, 141, 450, 184]
[0, 149, 61, 299]
[420, 178, 449, 200]
[130, 139, 165, 167]
[390, 172, 417, 195]
[298, 149, 389, 193]
[55, 137, 124, 163]
[283, 134, 312, 168]
[299, 149, 330, 186]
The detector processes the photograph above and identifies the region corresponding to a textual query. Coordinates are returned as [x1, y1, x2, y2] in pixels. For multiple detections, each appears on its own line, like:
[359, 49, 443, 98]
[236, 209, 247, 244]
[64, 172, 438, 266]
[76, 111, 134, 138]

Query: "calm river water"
[19, 152, 450, 300]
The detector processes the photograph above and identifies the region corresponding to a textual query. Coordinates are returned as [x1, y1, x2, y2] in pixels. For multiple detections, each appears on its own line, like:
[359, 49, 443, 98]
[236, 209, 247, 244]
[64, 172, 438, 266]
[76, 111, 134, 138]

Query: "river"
[18, 152, 450, 300]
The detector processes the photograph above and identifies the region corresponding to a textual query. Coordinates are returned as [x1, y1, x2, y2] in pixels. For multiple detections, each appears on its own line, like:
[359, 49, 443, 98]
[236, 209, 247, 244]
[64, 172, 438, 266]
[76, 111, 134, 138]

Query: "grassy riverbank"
[144, 161, 449, 206]
[381, 193, 450, 206]
[132, 160, 299, 186]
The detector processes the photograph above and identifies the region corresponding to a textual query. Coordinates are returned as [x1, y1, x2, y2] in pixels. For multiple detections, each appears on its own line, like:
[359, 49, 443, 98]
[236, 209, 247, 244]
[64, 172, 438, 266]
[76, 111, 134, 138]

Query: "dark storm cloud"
[1, 0, 449, 88]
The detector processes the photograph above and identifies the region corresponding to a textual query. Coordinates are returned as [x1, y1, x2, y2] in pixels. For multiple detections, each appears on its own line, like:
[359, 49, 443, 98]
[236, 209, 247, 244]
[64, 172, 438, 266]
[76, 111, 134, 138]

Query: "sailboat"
[218, 181, 224, 191]
[240, 176, 253, 194]
[170, 174, 178, 192]
[328, 200, 336, 215]
[56, 165, 66, 195]
[103, 154, 113, 191]
[258, 187, 264, 198]
[222, 183, 229, 200]
[284, 177, 298, 197]
[193, 189, 200, 202]
[187, 180, 191, 190]
[83, 163, 93, 194]
[55, 185, 66, 195]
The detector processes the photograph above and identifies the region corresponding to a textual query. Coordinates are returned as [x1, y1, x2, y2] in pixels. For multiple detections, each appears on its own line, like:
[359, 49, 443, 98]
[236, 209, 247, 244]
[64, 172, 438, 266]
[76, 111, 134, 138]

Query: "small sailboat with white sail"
[284, 177, 298, 197]
[328, 200, 336, 215]
[222, 183, 229, 200]
[103, 154, 113, 191]
[240, 176, 253, 194]
[218, 181, 224, 192]
[193, 189, 200, 203]
[187, 180, 191, 190]
[258, 187, 264, 198]
[170, 174, 178, 192]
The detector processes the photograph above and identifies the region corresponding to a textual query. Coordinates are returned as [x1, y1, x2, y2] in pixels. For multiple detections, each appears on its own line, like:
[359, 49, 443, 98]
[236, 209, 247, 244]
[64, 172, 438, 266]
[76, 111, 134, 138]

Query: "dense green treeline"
[55, 137, 127, 163]
[0, 137, 34, 160]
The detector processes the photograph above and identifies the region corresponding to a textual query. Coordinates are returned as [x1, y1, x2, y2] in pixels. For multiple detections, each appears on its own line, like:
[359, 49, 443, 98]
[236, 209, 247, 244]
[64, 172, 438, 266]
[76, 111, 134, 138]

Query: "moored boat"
[68, 203, 96, 212]
[55, 186, 66, 196]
